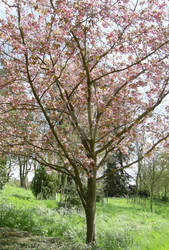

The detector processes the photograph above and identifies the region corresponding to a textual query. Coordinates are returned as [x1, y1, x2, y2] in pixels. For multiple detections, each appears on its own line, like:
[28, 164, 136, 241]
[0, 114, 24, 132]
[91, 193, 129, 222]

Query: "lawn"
[0, 184, 169, 249]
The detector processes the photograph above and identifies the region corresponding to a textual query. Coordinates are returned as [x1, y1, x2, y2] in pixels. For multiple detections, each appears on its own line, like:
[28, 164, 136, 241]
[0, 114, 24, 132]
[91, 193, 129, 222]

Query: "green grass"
[0, 184, 169, 249]
[96, 198, 169, 249]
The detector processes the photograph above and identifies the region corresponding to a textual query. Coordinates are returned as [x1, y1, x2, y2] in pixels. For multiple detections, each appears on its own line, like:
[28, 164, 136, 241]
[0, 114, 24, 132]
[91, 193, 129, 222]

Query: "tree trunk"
[85, 175, 96, 244]
[19, 157, 29, 189]
[20, 176, 27, 189]
[136, 162, 141, 195]
[150, 186, 153, 212]
[164, 186, 167, 200]
[60, 189, 63, 203]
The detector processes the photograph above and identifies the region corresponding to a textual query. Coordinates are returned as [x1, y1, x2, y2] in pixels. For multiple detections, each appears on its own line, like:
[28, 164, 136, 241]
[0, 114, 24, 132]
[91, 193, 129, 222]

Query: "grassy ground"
[0, 184, 169, 249]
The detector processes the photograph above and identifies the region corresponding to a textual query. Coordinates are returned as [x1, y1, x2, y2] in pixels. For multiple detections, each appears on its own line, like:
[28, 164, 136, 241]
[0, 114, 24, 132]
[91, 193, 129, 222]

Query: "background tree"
[18, 156, 32, 189]
[140, 152, 169, 212]
[104, 152, 131, 197]
[57, 173, 68, 203]
[157, 153, 169, 200]
[63, 176, 82, 209]
[31, 165, 59, 199]
[0, 155, 8, 189]
[135, 141, 145, 196]
[0, 0, 169, 244]
[129, 128, 147, 196]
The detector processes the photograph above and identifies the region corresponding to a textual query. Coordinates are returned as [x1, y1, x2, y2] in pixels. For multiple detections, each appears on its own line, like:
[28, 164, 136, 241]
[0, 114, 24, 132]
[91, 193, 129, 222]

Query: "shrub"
[0, 203, 36, 232]
[138, 189, 150, 198]
[31, 166, 59, 199]
[63, 182, 82, 209]
[0, 157, 8, 190]
[161, 196, 168, 201]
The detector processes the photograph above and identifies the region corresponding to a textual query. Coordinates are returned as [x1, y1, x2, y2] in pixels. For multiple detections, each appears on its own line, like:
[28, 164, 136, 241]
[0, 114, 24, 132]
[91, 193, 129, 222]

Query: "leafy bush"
[161, 196, 168, 201]
[65, 193, 81, 209]
[0, 203, 37, 232]
[138, 189, 150, 198]
[0, 157, 8, 190]
[31, 166, 59, 199]
[63, 182, 82, 209]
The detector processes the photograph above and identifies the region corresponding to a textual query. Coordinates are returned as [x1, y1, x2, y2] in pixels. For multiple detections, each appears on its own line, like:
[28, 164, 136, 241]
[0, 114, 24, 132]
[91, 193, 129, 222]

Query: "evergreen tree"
[63, 176, 82, 209]
[31, 166, 59, 199]
[104, 152, 131, 197]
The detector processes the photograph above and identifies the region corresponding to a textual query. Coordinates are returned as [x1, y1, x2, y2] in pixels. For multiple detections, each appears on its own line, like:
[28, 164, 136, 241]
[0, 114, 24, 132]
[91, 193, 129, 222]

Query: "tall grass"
[0, 184, 169, 249]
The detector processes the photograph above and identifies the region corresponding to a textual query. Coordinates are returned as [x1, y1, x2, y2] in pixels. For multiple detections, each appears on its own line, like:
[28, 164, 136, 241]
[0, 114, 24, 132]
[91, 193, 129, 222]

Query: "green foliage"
[0, 184, 169, 249]
[31, 166, 59, 199]
[63, 180, 82, 209]
[137, 152, 169, 202]
[96, 181, 104, 202]
[0, 203, 37, 232]
[0, 156, 8, 190]
[104, 153, 131, 197]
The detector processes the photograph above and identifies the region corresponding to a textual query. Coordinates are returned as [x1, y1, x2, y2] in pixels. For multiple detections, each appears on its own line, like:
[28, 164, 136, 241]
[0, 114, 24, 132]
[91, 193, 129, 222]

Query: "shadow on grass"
[13, 194, 32, 200]
[0, 227, 94, 250]
[0, 227, 61, 250]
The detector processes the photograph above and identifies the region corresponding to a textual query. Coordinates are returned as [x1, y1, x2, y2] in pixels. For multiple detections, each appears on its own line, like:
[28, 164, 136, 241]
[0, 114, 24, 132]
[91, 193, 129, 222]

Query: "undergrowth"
[0, 184, 169, 250]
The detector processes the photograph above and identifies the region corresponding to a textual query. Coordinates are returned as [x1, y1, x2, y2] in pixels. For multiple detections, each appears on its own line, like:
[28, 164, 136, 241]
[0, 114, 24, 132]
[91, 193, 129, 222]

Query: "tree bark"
[19, 157, 30, 189]
[85, 174, 96, 244]
[164, 186, 167, 199]
[20, 176, 27, 189]
[150, 185, 153, 212]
